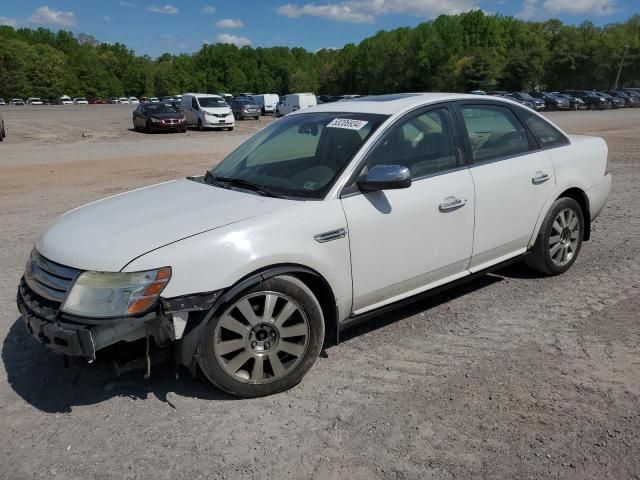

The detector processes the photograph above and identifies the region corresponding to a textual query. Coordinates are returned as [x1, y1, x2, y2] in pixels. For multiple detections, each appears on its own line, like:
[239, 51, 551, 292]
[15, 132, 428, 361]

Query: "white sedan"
[18, 93, 611, 397]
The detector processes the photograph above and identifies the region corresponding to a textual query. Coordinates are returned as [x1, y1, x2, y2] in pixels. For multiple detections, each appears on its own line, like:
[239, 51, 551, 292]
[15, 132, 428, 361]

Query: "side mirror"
[357, 165, 411, 192]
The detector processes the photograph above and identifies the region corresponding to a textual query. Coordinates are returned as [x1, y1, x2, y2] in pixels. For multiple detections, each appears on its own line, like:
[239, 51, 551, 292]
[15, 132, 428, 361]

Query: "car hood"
[201, 106, 231, 114]
[36, 179, 285, 272]
[148, 112, 184, 119]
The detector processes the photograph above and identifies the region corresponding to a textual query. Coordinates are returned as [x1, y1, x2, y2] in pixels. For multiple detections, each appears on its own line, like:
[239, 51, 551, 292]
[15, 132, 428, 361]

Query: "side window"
[191, 97, 198, 109]
[365, 107, 458, 178]
[460, 105, 530, 162]
[521, 111, 568, 148]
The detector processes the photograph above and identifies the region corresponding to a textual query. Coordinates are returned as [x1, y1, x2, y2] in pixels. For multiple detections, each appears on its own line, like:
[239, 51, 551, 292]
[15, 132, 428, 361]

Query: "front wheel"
[525, 197, 584, 275]
[197, 275, 325, 397]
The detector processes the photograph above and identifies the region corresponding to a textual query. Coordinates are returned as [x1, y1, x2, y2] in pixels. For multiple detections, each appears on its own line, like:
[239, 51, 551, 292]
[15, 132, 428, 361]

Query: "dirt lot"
[0, 105, 639, 480]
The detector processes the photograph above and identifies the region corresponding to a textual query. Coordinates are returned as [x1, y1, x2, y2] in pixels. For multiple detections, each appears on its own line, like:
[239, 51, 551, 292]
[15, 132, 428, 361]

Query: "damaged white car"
[18, 93, 611, 397]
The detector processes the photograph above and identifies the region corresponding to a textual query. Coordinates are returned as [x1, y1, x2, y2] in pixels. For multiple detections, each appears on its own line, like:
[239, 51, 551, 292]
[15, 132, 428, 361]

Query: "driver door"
[341, 105, 475, 314]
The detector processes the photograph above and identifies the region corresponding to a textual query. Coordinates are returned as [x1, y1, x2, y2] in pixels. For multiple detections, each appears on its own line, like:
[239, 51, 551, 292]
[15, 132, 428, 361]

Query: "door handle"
[532, 171, 550, 185]
[439, 196, 467, 212]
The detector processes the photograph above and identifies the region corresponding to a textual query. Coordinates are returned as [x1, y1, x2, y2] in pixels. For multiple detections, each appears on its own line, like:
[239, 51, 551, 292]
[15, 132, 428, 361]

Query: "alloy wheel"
[549, 208, 580, 267]
[213, 292, 310, 384]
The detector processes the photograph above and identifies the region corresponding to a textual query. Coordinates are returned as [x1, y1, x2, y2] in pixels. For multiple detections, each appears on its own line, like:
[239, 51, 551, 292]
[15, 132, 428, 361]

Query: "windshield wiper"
[204, 172, 284, 198]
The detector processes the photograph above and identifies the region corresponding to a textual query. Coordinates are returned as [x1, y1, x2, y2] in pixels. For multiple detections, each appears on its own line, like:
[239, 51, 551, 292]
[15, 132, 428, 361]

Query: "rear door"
[454, 101, 556, 271]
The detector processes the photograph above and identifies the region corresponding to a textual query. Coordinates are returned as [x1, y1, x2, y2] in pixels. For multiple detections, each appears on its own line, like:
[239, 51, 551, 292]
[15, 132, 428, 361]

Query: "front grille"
[24, 251, 81, 303]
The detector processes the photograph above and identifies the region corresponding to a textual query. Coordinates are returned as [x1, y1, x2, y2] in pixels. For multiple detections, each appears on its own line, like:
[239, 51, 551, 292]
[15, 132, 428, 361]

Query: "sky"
[0, 1, 637, 57]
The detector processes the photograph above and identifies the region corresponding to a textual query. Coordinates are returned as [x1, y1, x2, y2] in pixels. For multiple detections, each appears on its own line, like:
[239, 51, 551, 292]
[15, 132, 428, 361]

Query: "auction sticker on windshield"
[326, 118, 369, 130]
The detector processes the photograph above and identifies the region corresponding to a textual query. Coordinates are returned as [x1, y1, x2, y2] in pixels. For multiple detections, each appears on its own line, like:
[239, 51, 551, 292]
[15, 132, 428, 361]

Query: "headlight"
[205, 111, 215, 117]
[150, 117, 161, 122]
[62, 267, 171, 318]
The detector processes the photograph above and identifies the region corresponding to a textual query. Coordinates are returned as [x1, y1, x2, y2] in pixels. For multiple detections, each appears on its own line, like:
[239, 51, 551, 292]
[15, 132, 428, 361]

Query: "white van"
[252, 94, 279, 115]
[181, 93, 235, 130]
[276, 93, 317, 116]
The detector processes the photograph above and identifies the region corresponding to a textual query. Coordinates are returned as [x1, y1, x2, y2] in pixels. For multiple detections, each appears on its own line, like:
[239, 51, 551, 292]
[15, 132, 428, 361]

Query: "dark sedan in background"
[231, 97, 260, 120]
[607, 91, 639, 108]
[529, 91, 571, 110]
[132, 102, 187, 133]
[508, 92, 545, 111]
[595, 91, 625, 109]
[562, 90, 610, 110]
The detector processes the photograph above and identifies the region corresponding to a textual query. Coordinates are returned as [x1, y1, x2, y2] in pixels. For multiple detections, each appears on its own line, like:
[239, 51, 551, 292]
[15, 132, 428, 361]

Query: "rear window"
[521, 111, 569, 148]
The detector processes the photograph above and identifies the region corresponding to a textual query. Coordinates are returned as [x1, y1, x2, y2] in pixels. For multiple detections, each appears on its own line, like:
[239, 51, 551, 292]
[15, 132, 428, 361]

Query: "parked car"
[133, 102, 187, 133]
[252, 94, 280, 115]
[231, 97, 261, 120]
[0, 98, 5, 105]
[505, 93, 535, 109]
[562, 90, 610, 110]
[487, 90, 510, 97]
[550, 92, 585, 110]
[118, 97, 130, 104]
[0, 113, 5, 141]
[16, 93, 611, 397]
[276, 93, 317, 116]
[58, 96, 73, 105]
[149, 97, 159, 103]
[108, 97, 119, 104]
[128, 97, 139, 104]
[11, 98, 25, 105]
[218, 93, 233, 105]
[529, 92, 571, 111]
[607, 91, 639, 108]
[89, 98, 107, 104]
[469, 90, 487, 95]
[181, 93, 235, 130]
[594, 91, 624, 109]
[509, 92, 545, 111]
[74, 97, 89, 105]
[27, 97, 44, 105]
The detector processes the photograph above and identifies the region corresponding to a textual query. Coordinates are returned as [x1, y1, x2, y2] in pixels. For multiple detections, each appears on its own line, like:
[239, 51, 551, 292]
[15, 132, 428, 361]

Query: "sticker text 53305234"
[326, 118, 369, 130]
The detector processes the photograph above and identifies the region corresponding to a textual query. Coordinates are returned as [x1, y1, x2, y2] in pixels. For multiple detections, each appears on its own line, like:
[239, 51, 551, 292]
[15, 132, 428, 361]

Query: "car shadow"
[2, 318, 236, 413]
[338, 272, 504, 343]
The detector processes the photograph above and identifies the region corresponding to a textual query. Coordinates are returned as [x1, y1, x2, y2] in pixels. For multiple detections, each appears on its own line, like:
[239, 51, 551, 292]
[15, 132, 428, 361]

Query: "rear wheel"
[525, 197, 584, 275]
[197, 275, 324, 397]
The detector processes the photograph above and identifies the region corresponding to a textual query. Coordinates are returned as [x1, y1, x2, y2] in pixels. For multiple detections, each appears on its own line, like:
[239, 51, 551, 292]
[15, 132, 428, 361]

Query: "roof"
[297, 92, 493, 116]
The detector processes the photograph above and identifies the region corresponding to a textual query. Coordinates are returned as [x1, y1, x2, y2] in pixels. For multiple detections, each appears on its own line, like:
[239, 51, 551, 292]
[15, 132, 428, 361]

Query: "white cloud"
[0, 16, 18, 27]
[202, 6, 216, 14]
[542, 0, 615, 15]
[28, 6, 77, 27]
[216, 33, 252, 46]
[119, 1, 137, 7]
[216, 18, 244, 28]
[516, 0, 540, 20]
[278, 0, 477, 23]
[147, 5, 179, 14]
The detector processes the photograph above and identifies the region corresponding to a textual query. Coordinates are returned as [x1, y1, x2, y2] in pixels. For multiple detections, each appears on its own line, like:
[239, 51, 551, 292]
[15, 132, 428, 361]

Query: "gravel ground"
[0, 106, 638, 480]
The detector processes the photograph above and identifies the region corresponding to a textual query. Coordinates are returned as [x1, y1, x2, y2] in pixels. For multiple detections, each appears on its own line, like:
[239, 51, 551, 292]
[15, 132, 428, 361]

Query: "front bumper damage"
[17, 277, 174, 362]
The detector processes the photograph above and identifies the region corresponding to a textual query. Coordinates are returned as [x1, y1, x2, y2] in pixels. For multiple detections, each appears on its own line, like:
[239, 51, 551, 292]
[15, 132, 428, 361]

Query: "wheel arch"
[558, 187, 591, 241]
[176, 263, 339, 372]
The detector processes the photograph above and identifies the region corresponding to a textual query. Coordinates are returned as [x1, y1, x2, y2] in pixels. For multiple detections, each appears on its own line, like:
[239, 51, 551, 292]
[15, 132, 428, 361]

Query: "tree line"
[0, 11, 638, 100]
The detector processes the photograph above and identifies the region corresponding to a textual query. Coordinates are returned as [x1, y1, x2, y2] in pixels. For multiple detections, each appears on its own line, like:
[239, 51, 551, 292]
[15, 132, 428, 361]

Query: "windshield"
[198, 97, 227, 108]
[208, 112, 388, 199]
[146, 104, 179, 114]
[517, 92, 535, 100]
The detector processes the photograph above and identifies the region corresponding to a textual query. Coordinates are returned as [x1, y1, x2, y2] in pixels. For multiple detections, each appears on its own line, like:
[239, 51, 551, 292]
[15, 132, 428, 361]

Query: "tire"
[525, 197, 584, 276]
[255, 116, 259, 120]
[197, 275, 325, 397]
[146, 120, 153, 133]
[227, 127, 234, 131]
[198, 119, 204, 131]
